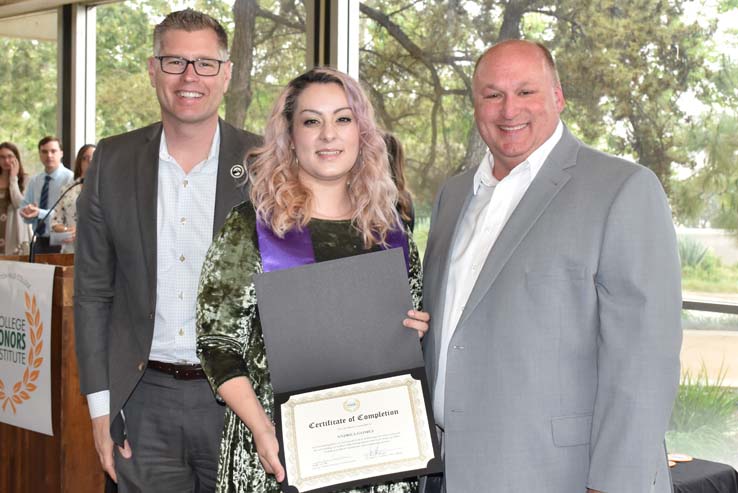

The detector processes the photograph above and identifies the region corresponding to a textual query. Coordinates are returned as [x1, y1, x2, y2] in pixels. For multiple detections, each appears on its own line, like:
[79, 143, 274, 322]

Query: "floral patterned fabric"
[53, 183, 81, 253]
[197, 202, 422, 493]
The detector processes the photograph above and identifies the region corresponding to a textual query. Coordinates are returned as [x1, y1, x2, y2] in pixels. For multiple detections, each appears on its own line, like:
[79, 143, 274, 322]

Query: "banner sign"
[0, 261, 55, 435]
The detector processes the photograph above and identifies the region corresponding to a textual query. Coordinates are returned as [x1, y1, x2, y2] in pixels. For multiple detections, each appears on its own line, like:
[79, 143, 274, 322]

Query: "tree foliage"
[1, 0, 736, 222]
[0, 37, 57, 170]
[358, 0, 721, 203]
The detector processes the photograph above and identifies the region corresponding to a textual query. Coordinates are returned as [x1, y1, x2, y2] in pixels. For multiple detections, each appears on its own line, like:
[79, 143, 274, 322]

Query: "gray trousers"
[114, 368, 225, 493]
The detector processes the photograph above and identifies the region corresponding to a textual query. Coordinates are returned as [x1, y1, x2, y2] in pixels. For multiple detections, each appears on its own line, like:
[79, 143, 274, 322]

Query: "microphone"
[28, 177, 85, 263]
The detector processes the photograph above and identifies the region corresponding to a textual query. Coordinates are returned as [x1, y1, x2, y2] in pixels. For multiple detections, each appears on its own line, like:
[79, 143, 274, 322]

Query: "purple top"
[256, 219, 409, 273]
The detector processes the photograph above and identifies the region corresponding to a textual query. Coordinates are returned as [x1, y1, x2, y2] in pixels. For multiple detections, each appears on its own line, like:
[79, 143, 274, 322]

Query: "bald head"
[474, 40, 561, 85]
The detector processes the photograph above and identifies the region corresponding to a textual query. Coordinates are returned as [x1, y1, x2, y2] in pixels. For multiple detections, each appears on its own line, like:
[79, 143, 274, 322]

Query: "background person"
[19, 136, 74, 254]
[384, 133, 415, 232]
[52, 144, 96, 253]
[74, 9, 260, 492]
[196, 67, 429, 493]
[421, 40, 682, 493]
[0, 141, 32, 255]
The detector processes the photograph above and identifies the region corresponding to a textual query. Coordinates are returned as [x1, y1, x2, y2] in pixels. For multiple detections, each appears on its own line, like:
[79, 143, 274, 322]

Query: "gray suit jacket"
[422, 127, 681, 492]
[74, 119, 260, 443]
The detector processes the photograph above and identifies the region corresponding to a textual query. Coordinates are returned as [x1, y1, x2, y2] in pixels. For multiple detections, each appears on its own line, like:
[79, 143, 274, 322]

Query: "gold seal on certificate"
[281, 374, 435, 492]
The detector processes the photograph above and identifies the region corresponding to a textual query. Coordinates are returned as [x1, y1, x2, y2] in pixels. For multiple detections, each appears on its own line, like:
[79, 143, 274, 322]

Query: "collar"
[44, 165, 67, 179]
[159, 123, 221, 171]
[473, 119, 564, 195]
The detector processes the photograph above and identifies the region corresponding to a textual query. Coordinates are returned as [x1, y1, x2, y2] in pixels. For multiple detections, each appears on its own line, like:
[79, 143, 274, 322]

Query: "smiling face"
[291, 82, 360, 189]
[147, 28, 231, 130]
[473, 41, 565, 178]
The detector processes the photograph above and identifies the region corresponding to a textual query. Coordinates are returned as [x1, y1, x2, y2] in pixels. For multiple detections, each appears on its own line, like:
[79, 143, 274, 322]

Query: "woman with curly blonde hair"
[197, 67, 429, 492]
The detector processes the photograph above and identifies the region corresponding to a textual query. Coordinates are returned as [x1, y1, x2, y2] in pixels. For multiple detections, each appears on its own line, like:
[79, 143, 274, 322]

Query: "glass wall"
[359, 0, 738, 469]
[672, 310, 738, 467]
[94, 0, 306, 139]
[0, 11, 59, 175]
[1, 0, 736, 470]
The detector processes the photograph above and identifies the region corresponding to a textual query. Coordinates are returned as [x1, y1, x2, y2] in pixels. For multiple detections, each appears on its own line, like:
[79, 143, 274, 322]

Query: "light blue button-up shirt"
[20, 164, 75, 237]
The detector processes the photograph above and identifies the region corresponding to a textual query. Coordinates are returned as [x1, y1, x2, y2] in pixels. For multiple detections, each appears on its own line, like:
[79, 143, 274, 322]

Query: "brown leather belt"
[147, 360, 206, 380]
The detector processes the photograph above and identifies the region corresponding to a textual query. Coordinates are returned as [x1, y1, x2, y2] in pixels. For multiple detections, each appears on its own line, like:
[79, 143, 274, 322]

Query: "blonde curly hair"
[248, 67, 400, 248]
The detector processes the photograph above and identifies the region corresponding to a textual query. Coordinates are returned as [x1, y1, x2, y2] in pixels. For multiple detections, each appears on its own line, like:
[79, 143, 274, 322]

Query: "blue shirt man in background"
[20, 135, 74, 253]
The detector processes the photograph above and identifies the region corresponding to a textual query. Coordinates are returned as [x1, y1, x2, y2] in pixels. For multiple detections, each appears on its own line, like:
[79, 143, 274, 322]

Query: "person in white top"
[421, 40, 682, 493]
[0, 142, 32, 255]
[51, 144, 95, 253]
[74, 9, 260, 492]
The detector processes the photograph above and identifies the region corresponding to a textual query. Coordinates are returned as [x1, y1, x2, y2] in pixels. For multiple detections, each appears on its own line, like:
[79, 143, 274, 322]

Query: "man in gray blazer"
[74, 9, 259, 491]
[422, 40, 682, 492]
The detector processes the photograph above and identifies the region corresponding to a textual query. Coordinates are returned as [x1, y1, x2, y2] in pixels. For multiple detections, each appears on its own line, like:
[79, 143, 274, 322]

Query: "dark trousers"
[34, 236, 62, 254]
[419, 426, 445, 493]
[419, 474, 445, 493]
[114, 368, 225, 493]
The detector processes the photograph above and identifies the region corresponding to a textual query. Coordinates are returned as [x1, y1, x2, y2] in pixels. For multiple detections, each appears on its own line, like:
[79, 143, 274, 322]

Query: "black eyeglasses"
[155, 56, 226, 76]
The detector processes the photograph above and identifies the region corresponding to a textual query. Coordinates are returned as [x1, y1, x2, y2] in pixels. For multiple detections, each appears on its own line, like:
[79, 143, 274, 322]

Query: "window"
[0, 11, 59, 174]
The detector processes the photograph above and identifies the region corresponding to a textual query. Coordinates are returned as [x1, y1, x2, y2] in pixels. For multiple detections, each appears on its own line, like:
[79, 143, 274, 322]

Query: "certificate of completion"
[280, 374, 435, 492]
[255, 249, 441, 491]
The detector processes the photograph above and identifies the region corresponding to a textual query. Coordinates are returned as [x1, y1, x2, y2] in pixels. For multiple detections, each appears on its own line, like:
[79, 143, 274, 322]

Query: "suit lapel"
[134, 124, 163, 299]
[213, 120, 247, 236]
[426, 170, 476, 369]
[454, 128, 580, 331]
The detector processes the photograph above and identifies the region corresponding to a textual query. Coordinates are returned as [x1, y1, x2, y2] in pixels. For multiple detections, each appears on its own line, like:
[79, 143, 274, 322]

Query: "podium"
[0, 254, 104, 493]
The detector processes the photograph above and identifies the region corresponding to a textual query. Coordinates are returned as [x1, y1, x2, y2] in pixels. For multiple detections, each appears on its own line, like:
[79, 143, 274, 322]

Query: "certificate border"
[274, 367, 442, 493]
[283, 374, 432, 491]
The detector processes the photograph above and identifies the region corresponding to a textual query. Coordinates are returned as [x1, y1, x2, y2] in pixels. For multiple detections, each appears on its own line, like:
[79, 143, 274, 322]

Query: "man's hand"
[91, 415, 132, 483]
[403, 310, 431, 338]
[20, 203, 39, 219]
[587, 489, 604, 493]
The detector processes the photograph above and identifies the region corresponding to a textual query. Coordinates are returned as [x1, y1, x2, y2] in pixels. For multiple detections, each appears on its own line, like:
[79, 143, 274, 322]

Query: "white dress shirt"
[433, 121, 563, 428]
[87, 127, 220, 419]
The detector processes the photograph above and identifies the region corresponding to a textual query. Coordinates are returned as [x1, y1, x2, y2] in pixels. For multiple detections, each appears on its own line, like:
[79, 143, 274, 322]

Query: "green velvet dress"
[196, 202, 422, 493]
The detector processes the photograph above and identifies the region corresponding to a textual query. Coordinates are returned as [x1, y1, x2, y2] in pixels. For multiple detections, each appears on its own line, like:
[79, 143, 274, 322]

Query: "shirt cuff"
[86, 390, 110, 419]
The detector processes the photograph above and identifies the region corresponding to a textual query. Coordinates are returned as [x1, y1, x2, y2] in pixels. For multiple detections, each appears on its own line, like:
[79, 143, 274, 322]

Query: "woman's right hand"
[8, 156, 19, 177]
[253, 423, 286, 482]
[217, 377, 287, 482]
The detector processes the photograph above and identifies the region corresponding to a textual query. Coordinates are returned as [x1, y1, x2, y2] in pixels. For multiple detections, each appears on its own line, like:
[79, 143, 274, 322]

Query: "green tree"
[673, 111, 738, 229]
[0, 36, 57, 169]
[359, 0, 719, 206]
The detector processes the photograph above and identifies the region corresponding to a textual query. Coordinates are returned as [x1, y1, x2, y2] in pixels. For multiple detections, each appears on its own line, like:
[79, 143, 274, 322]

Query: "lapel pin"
[230, 164, 245, 179]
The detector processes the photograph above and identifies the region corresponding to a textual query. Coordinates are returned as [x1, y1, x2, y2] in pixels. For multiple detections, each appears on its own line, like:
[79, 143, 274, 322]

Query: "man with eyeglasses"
[74, 9, 260, 492]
